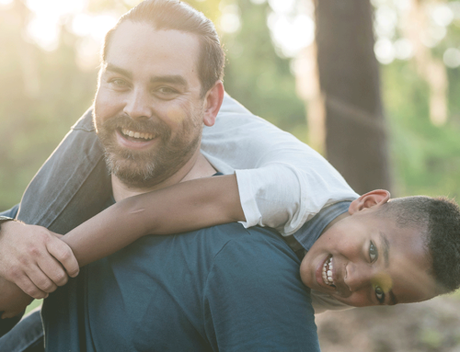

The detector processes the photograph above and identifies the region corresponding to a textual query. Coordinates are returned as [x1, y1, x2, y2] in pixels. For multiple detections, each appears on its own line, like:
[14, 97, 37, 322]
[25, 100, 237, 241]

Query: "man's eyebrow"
[149, 75, 188, 87]
[379, 231, 390, 268]
[105, 64, 132, 79]
[103, 65, 188, 88]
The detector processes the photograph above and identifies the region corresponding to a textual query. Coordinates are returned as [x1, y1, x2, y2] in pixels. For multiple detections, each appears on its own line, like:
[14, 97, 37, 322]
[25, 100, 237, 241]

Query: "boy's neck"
[320, 212, 350, 236]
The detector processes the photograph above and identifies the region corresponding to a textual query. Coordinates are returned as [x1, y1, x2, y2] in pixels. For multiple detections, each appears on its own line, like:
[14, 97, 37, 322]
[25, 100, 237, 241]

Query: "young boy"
[1, 94, 459, 348]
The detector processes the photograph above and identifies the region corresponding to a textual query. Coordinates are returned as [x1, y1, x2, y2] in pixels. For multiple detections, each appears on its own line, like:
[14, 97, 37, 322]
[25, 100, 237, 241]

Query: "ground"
[317, 293, 460, 351]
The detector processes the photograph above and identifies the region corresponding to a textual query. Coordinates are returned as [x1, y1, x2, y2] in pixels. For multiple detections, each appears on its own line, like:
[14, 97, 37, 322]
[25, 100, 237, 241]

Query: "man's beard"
[94, 112, 202, 189]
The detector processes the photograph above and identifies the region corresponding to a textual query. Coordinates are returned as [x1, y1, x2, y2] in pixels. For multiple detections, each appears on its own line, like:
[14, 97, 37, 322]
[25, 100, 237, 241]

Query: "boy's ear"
[203, 81, 224, 127]
[348, 189, 390, 215]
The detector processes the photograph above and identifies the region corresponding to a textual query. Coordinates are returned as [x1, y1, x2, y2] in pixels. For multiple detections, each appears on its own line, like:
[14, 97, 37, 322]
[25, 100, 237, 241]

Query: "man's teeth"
[121, 128, 154, 140]
[322, 257, 334, 286]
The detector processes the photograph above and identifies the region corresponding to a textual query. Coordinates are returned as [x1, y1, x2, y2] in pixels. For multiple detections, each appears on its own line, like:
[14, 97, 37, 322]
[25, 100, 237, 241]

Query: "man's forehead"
[108, 21, 201, 55]
[103, 21, 202, 86]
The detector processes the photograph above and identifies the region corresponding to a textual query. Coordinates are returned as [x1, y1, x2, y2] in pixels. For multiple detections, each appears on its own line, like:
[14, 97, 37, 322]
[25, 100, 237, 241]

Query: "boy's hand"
[0, 275, 33, 319]
[0, 221, 79, 299]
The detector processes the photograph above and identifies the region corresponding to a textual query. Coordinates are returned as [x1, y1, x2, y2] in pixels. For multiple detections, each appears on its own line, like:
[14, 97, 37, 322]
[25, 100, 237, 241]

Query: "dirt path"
[317, 294, 460, 352]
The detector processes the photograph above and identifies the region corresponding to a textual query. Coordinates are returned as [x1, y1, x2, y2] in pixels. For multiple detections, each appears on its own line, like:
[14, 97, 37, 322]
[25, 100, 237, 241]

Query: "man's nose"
[344, 262, 373, 292]
[123, 88, 152, 120]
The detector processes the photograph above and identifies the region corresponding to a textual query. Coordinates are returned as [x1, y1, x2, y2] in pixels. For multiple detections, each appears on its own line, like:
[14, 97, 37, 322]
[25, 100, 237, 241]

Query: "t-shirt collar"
[291, 201, 352, 257]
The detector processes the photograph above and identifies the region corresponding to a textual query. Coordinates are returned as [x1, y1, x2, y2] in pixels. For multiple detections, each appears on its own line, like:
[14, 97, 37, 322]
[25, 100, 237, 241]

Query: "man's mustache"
[98, 114, 171, 140]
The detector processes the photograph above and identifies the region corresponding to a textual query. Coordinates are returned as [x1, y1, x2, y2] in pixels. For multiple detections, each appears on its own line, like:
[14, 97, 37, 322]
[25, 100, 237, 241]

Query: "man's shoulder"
[192, 223, 294, 256]
[189, 223, 302, 278]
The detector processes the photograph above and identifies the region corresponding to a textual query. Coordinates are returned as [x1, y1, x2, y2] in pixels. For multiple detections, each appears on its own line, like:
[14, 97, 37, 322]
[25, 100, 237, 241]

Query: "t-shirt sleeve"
[201, 94, 359, 236]
[202, 233, 320, 352]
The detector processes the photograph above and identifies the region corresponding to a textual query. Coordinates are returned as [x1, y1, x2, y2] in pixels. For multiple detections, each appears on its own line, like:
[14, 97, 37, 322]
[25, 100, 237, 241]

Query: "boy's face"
[300, 190, 438, 307]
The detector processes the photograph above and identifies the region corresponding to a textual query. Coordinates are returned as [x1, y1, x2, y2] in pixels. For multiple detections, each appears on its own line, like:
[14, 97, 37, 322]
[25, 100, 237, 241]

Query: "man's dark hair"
[382, 196, 460, 294]
[102, 0, 225, 96]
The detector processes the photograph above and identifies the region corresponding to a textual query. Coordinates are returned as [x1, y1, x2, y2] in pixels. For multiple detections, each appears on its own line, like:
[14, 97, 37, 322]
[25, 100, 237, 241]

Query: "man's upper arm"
[203, 232, 320, 352]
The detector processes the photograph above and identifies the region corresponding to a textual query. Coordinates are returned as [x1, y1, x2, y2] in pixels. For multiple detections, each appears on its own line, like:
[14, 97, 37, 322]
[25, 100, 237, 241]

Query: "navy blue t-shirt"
[42, 223, 319, 351]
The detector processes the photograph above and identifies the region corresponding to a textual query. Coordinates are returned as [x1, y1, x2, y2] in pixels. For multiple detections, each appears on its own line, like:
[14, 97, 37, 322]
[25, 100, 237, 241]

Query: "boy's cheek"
[299, 256, 311, 287]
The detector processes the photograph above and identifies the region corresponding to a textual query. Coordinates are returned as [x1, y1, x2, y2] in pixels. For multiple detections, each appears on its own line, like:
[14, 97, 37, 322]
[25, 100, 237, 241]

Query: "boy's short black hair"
[381, 196, 460, 294]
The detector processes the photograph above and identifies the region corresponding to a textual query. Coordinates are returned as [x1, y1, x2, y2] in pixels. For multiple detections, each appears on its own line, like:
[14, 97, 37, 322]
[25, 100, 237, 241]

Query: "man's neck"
[112, 152, 216, 202]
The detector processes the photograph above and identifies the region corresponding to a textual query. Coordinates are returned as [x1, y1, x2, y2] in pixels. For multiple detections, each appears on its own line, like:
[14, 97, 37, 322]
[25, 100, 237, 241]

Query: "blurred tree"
[0, 0, 97, 209]
[222, 0, 307, 135]
[313, 0, 391, 194]
[403, 0, 448, 126]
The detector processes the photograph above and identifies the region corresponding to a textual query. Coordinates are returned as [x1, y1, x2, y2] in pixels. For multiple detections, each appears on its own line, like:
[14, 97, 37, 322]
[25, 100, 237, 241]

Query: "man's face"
[300, 194, 438, 307]
[94, 21, 207, 188]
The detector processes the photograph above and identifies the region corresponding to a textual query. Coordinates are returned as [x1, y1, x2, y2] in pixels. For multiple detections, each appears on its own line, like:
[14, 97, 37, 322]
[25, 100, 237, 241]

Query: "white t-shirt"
[202, 94, 359, 235]
[201, 94, 358, 314]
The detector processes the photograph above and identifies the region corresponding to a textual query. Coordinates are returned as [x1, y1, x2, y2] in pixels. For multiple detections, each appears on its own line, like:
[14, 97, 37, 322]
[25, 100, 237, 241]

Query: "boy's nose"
[344, 262, 374, 292]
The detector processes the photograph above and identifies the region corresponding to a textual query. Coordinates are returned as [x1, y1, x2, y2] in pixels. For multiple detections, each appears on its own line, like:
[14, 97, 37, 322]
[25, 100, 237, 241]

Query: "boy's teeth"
[322, 257, 334, 286]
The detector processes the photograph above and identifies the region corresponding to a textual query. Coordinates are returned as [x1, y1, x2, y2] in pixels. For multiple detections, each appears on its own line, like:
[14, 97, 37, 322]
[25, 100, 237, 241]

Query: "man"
[1, 0, 460, 350]
[1, 0, 322, 350]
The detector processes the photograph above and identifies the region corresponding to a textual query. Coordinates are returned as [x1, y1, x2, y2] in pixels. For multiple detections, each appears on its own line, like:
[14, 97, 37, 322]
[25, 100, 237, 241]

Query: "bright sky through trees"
[5, 0, 460, 68]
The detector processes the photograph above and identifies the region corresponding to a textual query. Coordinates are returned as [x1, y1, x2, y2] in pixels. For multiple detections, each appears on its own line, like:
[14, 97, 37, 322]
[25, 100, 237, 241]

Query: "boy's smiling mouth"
[322, 256, 335, 287]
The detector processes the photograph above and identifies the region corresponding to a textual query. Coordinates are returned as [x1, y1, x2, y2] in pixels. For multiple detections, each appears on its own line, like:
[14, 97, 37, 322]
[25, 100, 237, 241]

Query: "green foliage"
[383, 60, 460, 199]
[222, 0, 307, 136]
[0, 5, 97, 210]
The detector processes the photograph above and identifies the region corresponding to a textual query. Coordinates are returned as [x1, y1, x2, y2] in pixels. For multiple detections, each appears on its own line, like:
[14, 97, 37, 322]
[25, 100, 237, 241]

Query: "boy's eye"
[369, 241, 378, 262]
[374, 285, 385, 304]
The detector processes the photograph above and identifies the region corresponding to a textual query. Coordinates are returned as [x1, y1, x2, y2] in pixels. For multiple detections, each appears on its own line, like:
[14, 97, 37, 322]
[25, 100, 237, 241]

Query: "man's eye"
[155, 87, 179, 96]
[110, 79, 127, 87]
[374, 285, 385, 304]
[369, 241, 378, 262]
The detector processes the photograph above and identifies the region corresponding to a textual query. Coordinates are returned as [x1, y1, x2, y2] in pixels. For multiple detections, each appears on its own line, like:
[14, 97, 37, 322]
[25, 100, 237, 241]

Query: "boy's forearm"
[62, 174, 245, 267]
[0, 276, 33, 320]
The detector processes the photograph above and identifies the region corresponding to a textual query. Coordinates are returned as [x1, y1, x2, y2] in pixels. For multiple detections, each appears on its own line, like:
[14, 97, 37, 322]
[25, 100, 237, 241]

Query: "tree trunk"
[314, 0, 391, 194]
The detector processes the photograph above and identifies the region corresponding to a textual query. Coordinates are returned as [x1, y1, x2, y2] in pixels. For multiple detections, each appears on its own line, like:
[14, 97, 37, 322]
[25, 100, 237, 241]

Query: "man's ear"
[348, 189, 390, 215]
[203, 81, 224, 127]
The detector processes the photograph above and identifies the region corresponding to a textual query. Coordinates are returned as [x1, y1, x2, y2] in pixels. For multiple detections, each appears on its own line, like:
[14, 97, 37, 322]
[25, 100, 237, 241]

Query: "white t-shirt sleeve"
[201, 94, 359, 236]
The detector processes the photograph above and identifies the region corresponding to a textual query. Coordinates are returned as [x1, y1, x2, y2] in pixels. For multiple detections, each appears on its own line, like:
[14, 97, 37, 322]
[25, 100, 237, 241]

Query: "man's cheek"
[166, 106, 187, 127]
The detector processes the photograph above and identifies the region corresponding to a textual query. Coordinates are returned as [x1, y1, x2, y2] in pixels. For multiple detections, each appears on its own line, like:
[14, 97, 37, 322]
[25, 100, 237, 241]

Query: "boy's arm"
[62, 174, 244, 267]
[0, 174, 244, 298]
[0, 276, 32, 320]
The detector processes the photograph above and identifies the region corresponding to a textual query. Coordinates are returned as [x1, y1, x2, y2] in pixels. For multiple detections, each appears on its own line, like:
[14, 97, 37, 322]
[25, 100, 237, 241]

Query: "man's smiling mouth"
[322, 256, 335, 287]
[121, 128, 155, 141]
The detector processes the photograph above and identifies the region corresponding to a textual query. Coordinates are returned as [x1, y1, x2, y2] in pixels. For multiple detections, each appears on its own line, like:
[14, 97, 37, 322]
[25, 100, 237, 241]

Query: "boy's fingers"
[46, 237, 80, 278]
